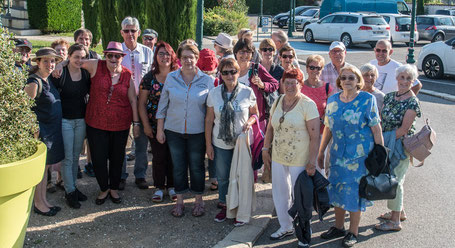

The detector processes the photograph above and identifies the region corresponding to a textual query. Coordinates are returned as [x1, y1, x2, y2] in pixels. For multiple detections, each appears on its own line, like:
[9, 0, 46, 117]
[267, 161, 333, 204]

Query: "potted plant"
[0, 28, 47, 248]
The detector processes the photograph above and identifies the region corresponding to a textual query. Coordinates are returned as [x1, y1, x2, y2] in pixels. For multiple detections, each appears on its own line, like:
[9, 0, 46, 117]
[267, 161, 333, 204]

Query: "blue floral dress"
[324, 91, 380, 212]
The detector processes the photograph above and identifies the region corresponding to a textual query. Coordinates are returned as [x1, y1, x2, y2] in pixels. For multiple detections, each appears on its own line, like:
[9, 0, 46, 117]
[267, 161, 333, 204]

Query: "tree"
[417, 0, 425, 15]
[82, 0, 102, 47]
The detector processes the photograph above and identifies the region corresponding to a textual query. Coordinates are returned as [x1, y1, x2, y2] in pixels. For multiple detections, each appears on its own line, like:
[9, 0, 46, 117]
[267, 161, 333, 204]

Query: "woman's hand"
[251, 76, 265, 89]
[262, 150, 272, 171]
[317, 152, 325, 170]
[243, 122, 252, 132]
[306, 163, 316, 176]
[143, 124, 154, 139]
[206, 144, 214, 160]
[133, 125, 140, 139]
[156, 129, 166, 144]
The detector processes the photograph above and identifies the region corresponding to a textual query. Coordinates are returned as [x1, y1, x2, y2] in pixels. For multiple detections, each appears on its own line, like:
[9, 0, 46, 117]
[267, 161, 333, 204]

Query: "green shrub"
[28, 0, 82, 33]
[0, 29, 39, 164]
[204, 6, 249, 36]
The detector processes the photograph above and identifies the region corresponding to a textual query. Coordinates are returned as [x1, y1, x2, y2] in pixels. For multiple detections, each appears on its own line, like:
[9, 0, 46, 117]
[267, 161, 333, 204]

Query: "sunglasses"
[122, 29, 138, 34]
[281, 54, 294, 59]
[308, 65, 322, 71]
[106, 53, 123, 59]
[375, 48, 388, 53]
[340, 75, 357, 81]
[220, 70, 238, 76]
[144, 36, 155, 41]
[261, 48, 274, 53]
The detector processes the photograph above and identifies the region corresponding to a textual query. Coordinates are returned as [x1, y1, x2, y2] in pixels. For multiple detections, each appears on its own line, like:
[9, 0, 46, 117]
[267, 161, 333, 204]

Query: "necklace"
[341, 91, 359, 102]
[278, 96, 300, 130]
[304, 79, 321, 88]
[396, 89, 410, 98]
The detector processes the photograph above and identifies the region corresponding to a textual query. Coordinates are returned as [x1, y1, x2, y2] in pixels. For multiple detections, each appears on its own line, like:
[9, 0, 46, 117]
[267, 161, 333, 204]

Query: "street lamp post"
[196, 0, 204, 51]
[287, 0, 295, 37]
[259, 0, 263, 27]
[406, 0, 417, 64]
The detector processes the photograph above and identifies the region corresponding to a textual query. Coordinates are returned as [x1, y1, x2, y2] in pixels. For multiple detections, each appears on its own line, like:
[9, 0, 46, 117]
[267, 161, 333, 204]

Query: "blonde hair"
[306, 55, 325, 67]
[177, 44, 199, 60]
[259, 38, 276, 51]
[237, 28, 252, 40]
[336, 65, 365, 90]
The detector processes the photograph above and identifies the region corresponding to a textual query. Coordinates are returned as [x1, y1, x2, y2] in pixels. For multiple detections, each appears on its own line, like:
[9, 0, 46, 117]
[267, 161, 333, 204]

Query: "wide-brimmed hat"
[196, 49, 219, 72]
[103, 41, 126, 55]
[143, 29, 158, 38]
[32, 47, 63, 62]
[213, 33, 233, 49]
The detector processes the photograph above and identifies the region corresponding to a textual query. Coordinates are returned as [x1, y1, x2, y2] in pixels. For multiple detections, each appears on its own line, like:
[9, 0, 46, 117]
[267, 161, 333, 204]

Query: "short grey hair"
[396, 64, 418, 81]
[272, 30, 288, 44]
[375, 39, 392, 50]
[121, 16, 140, 30]
[360, 63, 379, 78]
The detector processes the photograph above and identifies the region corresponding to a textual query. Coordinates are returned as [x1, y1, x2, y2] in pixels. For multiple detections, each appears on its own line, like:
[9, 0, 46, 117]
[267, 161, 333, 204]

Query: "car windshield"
[396, 17, 411, 25]
[301, 9, 318, 16]
[436, 17, 454, 26]
[416, 17, 434, 25]
[363, 16, 387, 25]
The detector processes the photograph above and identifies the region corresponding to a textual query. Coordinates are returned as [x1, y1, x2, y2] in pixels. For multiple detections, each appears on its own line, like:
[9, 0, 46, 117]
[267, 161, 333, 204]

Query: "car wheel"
[431, 33, 444, 42]
[278, 24, 283, 29]
[341, 33, 352, 48]
[423, 55, 444, 79]
[390, 38, 394, 46]
[305, 29, 314, 43]
[405, 42, 410, 47]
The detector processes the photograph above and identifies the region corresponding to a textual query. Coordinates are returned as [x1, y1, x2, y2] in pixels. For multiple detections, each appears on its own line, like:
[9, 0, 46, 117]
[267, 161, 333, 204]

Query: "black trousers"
[149, 137, 174, 189]
[86, 125, 129, 191]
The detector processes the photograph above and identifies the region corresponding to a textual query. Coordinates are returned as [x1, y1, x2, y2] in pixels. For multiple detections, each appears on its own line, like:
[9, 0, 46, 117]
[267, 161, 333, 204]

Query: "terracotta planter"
[0, 143, 46, 248]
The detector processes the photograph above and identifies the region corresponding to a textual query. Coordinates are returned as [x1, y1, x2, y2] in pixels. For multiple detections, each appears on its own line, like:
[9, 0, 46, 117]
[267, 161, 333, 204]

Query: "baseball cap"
[143, 29, 158, 38]
[329, 41, 345, 51]
[14, 38, 32, 50]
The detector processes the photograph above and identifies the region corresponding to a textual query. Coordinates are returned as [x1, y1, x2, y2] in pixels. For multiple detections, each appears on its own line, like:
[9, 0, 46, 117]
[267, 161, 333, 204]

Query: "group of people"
[16, 15, 424, 247]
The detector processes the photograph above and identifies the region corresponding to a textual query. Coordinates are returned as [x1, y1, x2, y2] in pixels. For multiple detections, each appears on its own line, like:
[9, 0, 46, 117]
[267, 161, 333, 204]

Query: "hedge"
[203, 6, 249, 36]
[28, 0, 82, 32]
[82, 0, 101, 47]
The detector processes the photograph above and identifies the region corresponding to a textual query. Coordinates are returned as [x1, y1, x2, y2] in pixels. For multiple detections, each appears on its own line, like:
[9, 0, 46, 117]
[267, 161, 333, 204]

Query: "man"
[142, 28, 158, 53]
[74, 28, 102, 59]
[119, 16, 154, 190]
[321, 41, 351, 93]
[271, 30, 300, 69]
[13, 38, 32, 71]
[370, 39, 422, 95]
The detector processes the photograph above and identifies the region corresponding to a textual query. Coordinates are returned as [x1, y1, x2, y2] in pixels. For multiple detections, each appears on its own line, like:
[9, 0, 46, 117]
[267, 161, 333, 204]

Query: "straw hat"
[31, 47, 63, 63]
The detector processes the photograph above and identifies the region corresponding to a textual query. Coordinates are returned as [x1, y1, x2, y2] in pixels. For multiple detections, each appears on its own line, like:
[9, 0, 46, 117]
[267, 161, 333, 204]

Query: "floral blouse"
[140, 72, 163, 132]
[381, 92, 422, 136]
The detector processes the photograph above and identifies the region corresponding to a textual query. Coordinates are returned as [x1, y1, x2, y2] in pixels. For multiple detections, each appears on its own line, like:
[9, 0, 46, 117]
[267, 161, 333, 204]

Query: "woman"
[318, 65, 383, 247]
[237, 28, 261, 62]
[51, 39, 70, 61]
[233, 38, 279, 128]
[156, 44, 214, 217]
[301, 55, 333, 134]
[24, 47, 64, 216]
[279, 44, 298, 72]
[51, 44, 90, 209]
[213, 32, 234, 60]
[259, 38, 284, 82]
[262, 69, 320, 241]
[360, 63, 385, 112]
[74, 41, 140, 205]
[205, 58, 258, 225]
[138, 42, 179, 203]
[375, 64, 421, 232]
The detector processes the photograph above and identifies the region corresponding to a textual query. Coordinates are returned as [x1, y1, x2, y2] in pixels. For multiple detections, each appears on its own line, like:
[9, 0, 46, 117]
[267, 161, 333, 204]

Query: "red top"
[85, 60, 133, 131]
[301, 82, 333, 134]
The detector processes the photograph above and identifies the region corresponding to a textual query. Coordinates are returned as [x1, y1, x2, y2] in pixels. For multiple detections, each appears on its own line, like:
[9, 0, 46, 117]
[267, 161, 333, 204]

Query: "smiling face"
[54, 45, 68, 60]
[121, 25, 140, 48]
[396, 72, 413, 92]
[15, 46, 31, 64]
[76, 33, 91, 48]
[220, 65, 239, 86]
[339, 69, 359, 92]
[280, 51, 294, 69]
[235, 48, 252, 64]
[329, 48, 346, 67]
[283, 78, 301, 96]
[105, 52, 124, 69]
[374, 42, 392, 66]
[180, 49, 198, 71]
[37, 57, 57, 75]
[156, 47, 171, 68]
[306, 61, 323, 80]
[142, 36, 157, 49]
[68, 50, 87, 69]
[362, 71, 377, 91]
[260, 46, 275, 62]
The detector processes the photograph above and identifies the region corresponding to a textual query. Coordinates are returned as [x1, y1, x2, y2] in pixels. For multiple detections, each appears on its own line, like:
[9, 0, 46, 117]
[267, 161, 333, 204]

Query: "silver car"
[287, 9, 319, 31]
[416, 15, 455, 42]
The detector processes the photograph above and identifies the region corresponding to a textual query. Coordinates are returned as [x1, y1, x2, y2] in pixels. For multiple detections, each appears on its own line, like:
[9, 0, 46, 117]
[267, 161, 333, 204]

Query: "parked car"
[416, 15, 455, 42]
[304, 12, 390, 48]
[435, 9, 455, 16]
[287, 9, 319, 31]
[320, 0, 410, 18]
[417, 37, 455, 79]
[381, 13, 419, 46]
[273, 6, 318, 28]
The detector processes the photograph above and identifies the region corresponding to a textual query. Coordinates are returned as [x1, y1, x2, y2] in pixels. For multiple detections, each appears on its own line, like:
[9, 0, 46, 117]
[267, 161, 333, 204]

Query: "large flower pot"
[0, 143, 46, 248]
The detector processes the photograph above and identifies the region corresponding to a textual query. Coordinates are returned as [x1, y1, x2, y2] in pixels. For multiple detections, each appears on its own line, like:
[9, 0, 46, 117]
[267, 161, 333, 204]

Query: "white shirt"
[121, 42, 153, 95]
[238, 73, 250, 86]
[370, 59, 418, 94]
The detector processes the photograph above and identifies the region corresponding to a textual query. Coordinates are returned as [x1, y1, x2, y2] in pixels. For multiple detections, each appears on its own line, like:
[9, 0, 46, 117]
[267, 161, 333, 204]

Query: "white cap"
[213, 33, 233, 49]
[329, 41, 346, 51]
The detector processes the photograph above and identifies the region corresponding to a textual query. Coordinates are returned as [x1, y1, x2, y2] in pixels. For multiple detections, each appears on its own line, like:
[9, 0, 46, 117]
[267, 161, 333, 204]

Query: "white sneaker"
[298, 241, 310, 247]
[270, 228, 295, 240]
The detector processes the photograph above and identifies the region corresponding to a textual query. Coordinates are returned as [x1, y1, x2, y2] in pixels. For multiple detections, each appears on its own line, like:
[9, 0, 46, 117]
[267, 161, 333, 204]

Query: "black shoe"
[50, 206, 61, 212]
[75, 188, 88, 201]
[126, 154, 135, 161]
[119, 179, 126, 190]
[65, 191, 81, 209]
[34, 206, 57, 216]
[321, 226, 347, 240]
[84, 163, 95, 177]
[342, 232, 358, 247]
[110, 195, 122, 204]
[135, 178, 149, 189]
[77, 166, 83, 179]
[95, 194, 109, 205]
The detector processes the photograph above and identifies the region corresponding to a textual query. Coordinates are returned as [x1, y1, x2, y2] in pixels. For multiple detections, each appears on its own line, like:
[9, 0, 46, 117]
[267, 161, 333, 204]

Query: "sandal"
[375, 220, 402, 232]
[171, 203, 185, 217]
[192, 203, 205, 217]
[152, 190, 164, 203]
[379, 210, 407, 221]
[210, 181, 218, 191]
[168, 188, 177, 202]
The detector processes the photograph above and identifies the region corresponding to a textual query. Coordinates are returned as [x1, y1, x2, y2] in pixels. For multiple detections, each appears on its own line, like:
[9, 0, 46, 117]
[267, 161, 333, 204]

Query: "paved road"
[255, 93, 455, 248]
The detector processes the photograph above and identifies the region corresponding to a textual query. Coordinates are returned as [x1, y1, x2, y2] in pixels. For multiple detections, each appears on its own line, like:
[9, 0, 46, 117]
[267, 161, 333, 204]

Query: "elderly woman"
[50, 44, 90, 209]
[237, 28, 261, 62]
[375, 64, 421, 232]
[318, 65, 383, 247]
[279, 44, 298, 72]
[24, 48, 64, 216]
[360, 63, 385, 112]
[156, 44, 214, 218]
[138, 42, 179, 203]
[301, 55, 334, 134]
[213, 33, 234, 60]
[205, 58, 258, 225]
[262, 68, 320, 241]
[51, 39, 70, 61]
[259, 38, 284, 82]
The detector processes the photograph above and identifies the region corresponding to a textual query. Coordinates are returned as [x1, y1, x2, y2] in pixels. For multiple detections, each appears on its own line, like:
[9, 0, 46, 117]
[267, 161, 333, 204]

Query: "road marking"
[420, 89, 455, 102]
[419, 77, 455, 87]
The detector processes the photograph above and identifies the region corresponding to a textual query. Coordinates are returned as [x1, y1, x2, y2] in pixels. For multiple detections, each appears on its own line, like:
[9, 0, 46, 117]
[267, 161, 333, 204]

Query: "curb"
[419, 89, 455, 102]
[213, 183, 274, 248]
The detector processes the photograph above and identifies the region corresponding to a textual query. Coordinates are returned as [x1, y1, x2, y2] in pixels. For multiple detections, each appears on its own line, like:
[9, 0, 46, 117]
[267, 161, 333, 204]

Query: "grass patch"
[28, 40, 104, 55]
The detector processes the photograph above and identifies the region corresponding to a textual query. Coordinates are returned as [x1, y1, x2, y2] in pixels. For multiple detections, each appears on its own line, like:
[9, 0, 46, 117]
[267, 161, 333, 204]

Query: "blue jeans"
[165, 130, 206, 194]
[121, 124, 149, 179]
[61, 118, 86, 193]
[213, 146, 234, 203]
[208, 159, 217, 179]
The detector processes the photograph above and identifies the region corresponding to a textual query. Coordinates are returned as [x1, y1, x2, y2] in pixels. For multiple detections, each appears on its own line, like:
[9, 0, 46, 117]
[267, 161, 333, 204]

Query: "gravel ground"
[24, 146, 235, 248]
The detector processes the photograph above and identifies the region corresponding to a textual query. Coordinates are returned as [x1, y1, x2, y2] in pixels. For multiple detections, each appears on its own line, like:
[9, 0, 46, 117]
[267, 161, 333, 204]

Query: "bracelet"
[133, 121, 141, 126]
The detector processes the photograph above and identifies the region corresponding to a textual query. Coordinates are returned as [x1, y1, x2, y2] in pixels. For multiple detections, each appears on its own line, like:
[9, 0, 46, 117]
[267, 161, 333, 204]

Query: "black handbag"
[359, 164, 398, 201]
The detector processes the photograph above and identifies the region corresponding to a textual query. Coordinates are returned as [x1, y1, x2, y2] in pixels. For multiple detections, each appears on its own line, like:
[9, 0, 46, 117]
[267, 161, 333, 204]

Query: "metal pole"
[196, 0, 204, 51]
[406, 0, 416, 64]
[287, 0, 293, 37]
[291, 0, 296, 32]
[259, 0, 263, 27]
[6, 0, 11, 17]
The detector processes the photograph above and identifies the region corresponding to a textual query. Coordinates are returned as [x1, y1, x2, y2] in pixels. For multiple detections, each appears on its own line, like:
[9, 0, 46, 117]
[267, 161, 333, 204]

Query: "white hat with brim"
[213, 33, 233, 49]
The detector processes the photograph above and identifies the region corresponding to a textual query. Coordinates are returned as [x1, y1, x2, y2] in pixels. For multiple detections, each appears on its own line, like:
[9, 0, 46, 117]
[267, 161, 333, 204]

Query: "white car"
[417, 37, 455, 79]
[381, 13, 419, 46]
[287, 8, 319, 31]
[304, 12, 390, 48]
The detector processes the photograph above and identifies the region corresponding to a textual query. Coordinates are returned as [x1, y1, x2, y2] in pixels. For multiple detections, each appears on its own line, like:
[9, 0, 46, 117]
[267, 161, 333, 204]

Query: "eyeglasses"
[106, 53, 123, 60]
[330, 50, 344, 55]
[283, 81, 299, 87]
[143, 36, 155, 41]
[220, 69, 238, 76]
[260, 48, 274, 53]
[158, 52, 170, 57]
[281, 54, 294, 59]
[308, 65, 322, 71]
[238, 50, 252, 55]
[340, 75, 357, 81]
[122, 29, 138, 34]
[106, 85, 114, 104]
[375, 48, 388, 53]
